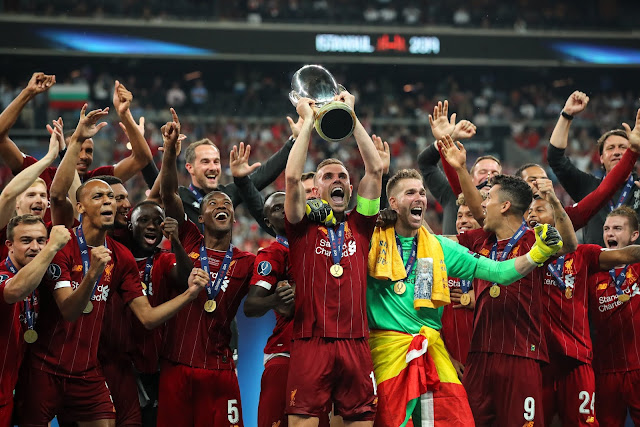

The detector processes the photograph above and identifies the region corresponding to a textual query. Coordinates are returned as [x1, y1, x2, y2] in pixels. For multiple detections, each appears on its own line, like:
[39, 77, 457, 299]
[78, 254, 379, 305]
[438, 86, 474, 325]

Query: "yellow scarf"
[368, 225, 449, 309]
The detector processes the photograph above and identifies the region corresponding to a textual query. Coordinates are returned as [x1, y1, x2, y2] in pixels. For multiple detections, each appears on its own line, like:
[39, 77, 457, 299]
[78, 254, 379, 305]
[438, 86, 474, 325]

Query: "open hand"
[72, 104, 109, 141]
[437, 134, 467, 171]
[429, 100, 456, 141]
[230, 142, 261, 178]
[372, 134, 390, 175]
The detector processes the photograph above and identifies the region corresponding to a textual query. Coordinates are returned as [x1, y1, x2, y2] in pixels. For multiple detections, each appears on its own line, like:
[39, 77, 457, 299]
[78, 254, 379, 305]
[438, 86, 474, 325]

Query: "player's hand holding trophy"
[289, 65, 356, 142]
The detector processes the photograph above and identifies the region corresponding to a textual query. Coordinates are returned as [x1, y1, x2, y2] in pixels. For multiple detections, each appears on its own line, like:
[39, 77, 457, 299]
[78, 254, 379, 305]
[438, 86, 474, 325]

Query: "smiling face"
[264, 192, 286, 236]
[131, 204, 165, 252]
[315, 163, 353, 214]
[526, 198, 555, 228]
[389, 178, 428, 232]
[481, 184, 507, 233]
[111, 183, 131, 228]
[199, 191, 234, 234]
[455, 204, 480, 233]
[76, 139, 95, 176]
[471, 158, 501, 186]
[6, 222, 48, 269]
[603, 214, 639, 249]
[600, 135, 629, 173]
[186, 144, 222, 192]
[77, 180, 115, 231]
[16, 181, 48, 218]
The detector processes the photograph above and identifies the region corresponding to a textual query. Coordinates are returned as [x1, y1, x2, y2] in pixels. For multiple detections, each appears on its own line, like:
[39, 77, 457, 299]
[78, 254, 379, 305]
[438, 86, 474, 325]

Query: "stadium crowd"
[3, 0, 639, 30]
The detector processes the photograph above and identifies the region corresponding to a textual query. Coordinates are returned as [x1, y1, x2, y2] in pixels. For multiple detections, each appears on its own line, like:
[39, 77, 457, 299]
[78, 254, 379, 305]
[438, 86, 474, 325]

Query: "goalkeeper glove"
[305, 198, 336, 226]
[527, 223, 563, 266]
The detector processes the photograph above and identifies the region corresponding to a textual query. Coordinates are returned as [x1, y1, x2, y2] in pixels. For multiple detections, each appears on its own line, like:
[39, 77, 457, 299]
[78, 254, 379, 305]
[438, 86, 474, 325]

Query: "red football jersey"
[440, 277, 474, 365]
[0, 227, 7, 262]
[457, 228, 548, 362]
[30, 231, 144, 378]
[588, 262, 640, 374]
[130, 251, 175, 374]
[284, 211, 377, 340]
[249, 240, 294, 356]
[162, 221, 255, 370]
[0, 262, 37, 405]
[542, 244, 602, 363]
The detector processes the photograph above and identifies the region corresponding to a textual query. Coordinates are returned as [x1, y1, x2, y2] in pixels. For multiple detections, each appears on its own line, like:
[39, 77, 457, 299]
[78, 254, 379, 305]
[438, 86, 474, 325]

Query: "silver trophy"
[289, 65, 356, 142]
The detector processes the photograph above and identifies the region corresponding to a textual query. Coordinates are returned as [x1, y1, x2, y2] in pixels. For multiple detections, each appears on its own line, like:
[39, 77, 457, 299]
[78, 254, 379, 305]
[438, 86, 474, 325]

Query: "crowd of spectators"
[1, 65, 639, 244]
[3, 0, 639, 31]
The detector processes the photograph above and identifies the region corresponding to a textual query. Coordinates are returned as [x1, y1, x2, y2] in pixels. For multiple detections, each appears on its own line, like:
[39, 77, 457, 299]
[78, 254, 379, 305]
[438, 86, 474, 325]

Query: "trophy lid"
[290, 65, 340, 107]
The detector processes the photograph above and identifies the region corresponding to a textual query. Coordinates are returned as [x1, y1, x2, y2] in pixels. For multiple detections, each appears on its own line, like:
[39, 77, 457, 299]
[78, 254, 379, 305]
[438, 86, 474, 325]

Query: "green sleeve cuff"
[356, 195, 380, 216]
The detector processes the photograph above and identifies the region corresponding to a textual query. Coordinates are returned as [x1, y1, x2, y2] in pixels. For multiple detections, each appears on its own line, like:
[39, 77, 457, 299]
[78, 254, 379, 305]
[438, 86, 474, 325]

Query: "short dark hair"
[514, 163, 542, 179]
[315, 159, 346, 183]
[89, 175, 123, 186]
[386, 169, 423, 199]
[490, 174, 533, 217]
[607, 206, 639, 232]
[185, 139, 219, 165]
[200, 190, 231, 214]
[75, 178, 113, 202]
[131, 200, 163, 216]
[6, 214, 46, 241]
[469, 155, 501, 176]
[301, 171, 316, 182]
[263, 191, 285, 217]
[597, 129, 628, 155]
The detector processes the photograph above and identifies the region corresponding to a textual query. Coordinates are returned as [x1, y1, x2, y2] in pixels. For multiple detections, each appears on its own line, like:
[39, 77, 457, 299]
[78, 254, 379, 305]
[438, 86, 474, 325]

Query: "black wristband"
[58, 148, 67, 161]
[561, 111, 574, 121]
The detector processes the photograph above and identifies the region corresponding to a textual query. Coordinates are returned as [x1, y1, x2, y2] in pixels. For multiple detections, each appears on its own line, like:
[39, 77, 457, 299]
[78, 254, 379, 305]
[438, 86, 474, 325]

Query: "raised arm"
[50, 105, 109, 227]
[439, 135, 485, 224]
[129, 268, 208, 330]
[244, 282, 295, 318]
[0, 126, 59, 229]
[112, 81, 154, 183]
[0, 73, 56, 173]
[599, 245, 640, 270]
[549, 91, 589, 150]
[229, 142, 275, 235]
[162, 217, 193, 289]
[159, 109, 185, 224]
[3, 226, 70, 304]
[284, 99, 315, 224]
[338, 91, 383, 200]
[547, 91, 597, 201]
[534, 178, 578, 254]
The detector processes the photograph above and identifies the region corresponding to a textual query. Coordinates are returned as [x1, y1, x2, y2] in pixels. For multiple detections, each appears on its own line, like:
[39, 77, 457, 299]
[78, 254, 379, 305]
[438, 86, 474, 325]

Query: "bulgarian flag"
[369, 327, 474, 426]
[49, 83, 89, 110]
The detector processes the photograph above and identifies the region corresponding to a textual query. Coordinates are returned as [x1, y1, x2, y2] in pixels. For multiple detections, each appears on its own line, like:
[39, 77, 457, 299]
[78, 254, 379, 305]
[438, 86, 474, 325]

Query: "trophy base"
[315, 102, 356, 142]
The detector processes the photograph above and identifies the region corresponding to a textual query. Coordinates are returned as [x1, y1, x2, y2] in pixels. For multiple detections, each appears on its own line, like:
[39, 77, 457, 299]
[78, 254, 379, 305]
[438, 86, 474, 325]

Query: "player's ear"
[198, 214, 204, 224]
[631, 230, 639, 244]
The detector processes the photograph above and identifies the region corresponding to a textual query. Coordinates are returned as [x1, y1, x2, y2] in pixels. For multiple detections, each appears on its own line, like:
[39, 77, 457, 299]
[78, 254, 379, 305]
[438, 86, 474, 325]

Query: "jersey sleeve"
[284, 214, 311, 243]
[86, 165, 115, 179]
[44, 241, 73, 292]
[178, 219, 203, 253]
[347, 208, 378, 241]
[250, 247, 286, 291]
[581, 244, 606, 275]
[0, 270, 14, 305]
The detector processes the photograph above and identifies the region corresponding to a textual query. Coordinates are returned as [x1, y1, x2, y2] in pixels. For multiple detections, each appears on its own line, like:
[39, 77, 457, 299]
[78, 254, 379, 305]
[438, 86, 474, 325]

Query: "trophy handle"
[289, 90, 300, 107]
[337, 84, 347, 95]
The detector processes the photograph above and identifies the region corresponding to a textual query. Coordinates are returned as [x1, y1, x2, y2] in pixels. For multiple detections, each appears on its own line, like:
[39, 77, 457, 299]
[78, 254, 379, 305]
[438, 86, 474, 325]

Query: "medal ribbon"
[547, 255, 567, 291]
[327, 223, 345, 267]
[6, 256, 35, 331]
[275, 235, 289, 248]
[199, 242, 233, 301]
[609, 265, 630, 298]
[76, 223, 107, 304]
[395, 233, 418, 278]
[489, 220, 527, 286]
[143, 255, 154, 296]
[608, 175, 634, 212]
[459, 279, 472, 294]
[189, 184, 205, 204]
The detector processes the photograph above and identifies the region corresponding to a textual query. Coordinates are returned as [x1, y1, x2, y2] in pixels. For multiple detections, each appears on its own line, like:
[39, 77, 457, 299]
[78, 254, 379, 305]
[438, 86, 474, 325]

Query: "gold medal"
[565, 287, 573, 299]
[83, 300, 93, 314]
[489, 285, 501, 298]
[394, 281, 406, 295]
[618, 293, 630, 303]
[460, 293, 471, 306]
[204, 299, 217, 312]
[23, 329, 38, 344]
[330, 264, 343, 278]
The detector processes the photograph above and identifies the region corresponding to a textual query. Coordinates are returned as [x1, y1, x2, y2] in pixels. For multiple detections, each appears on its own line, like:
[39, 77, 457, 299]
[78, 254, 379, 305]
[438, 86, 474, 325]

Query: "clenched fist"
[49, 226, 71, 250]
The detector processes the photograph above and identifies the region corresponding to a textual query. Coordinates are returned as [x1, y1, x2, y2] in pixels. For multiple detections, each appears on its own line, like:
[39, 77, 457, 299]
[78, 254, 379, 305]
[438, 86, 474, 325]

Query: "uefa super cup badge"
[289, 65, 356, 142]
